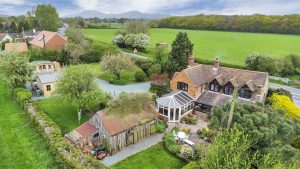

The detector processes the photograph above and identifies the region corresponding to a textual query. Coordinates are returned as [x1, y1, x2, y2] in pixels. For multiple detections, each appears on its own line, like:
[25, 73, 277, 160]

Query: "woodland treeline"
[157, 14, 300, 35]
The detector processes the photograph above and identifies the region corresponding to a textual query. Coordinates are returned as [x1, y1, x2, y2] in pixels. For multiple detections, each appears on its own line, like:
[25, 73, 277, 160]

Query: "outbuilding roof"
[5, 42, 28, 53]
[156, 91, 194, 108]
[37, 73, 59, 84]
[65, 122, 98, 144]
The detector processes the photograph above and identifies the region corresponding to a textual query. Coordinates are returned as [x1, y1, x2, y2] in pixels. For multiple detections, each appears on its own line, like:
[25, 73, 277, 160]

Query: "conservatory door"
[169, 108, 180, 122]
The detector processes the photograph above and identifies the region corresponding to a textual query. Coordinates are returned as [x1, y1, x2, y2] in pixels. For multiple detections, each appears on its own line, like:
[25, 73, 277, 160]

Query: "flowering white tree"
[112, 34, 125, 47]
[123, 33, 150, 50]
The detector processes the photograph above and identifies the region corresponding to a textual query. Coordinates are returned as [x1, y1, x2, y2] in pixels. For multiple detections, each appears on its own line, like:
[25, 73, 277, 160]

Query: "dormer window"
[210, 80, 220, 92]
[177, 82, 188, 91]
[224, 82, 234, 95]
[238, 85, 252, 99]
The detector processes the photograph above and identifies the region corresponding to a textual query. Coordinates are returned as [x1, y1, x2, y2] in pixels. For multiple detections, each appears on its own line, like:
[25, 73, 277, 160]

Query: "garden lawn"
[85, 63, 147, 84]
[85, 28, 300, 66]
[36, 97, 90, 134]
[111, 143, 187, 169]
[0, 79, 59, 169]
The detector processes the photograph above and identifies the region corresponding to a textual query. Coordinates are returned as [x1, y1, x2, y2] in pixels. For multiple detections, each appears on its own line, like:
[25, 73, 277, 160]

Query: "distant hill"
[64, 10, 170, 19]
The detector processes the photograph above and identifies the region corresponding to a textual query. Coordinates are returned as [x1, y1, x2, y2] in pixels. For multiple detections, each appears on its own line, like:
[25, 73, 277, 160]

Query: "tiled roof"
[0, 33, 9, 41]
[30, 30, 67, 48]
[182, 64, 268, 94]
[196, 91, 251, 107]
[97, 109, 157, 136]
[37, 72, 59, 84]
[65, 121, 98, 143]
[5, 42, 28, 53]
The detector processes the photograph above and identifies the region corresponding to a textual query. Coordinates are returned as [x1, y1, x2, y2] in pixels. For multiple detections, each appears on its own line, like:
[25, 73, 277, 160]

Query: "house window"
[46, 85, 51, 91]
[238, 86, 252, 99]
[177, 82, 188, 91]
[224, 83, 234, 95]
[48, 65, 51, 69]
[210, 80, 220, 92]
[42, 65, 46, 69]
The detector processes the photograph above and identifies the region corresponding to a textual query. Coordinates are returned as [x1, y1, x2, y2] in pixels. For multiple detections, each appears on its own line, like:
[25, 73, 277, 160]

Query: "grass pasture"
[112, 143, 187, 169]
[85, 28, 300, 66]
[0, 79, 59, 168]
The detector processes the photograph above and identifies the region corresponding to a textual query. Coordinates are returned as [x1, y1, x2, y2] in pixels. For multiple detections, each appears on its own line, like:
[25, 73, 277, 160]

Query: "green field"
[85, 28, 300, 66]
[112, 143, 187, 169]
[36, 97, 90, 134]
[0, 79, 59, 168]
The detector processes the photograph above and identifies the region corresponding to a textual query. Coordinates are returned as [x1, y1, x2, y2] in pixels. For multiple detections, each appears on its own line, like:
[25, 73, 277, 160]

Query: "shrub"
[182, 161, 198, 169]
[15, 88, 32, 108]
[150, 83, 170, 97]
[134, 58, 152, 76]
[155, 121, 166, 133]
[109, 79, 127, 85]
[181, 116, 197, 125]
[148, 64, 162, 75]
[291, 136, 300, 150]
[122, 33, 150, 50]
[164, 132, 181, 154]
[27, 48, 59, 62]
[112, 34, 125, 48]
[197, 128, 216, 142]
[135, 70, 147, 82]
[269, 94, 300, 122]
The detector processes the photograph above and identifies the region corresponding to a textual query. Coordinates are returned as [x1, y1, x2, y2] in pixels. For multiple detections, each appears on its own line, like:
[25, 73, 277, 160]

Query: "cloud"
[0, 0, 25, 5]
[185, 0, 300, 15]
[73, 0, 198, 13]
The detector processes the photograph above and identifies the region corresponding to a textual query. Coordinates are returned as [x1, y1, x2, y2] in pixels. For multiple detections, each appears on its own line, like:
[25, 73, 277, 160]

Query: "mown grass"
[36, 97, 90, 135]
[85, 63, 147, 84]
[0, 79, 59, 169]
[112, 142, 187, 169]
[85, 28, 300, 66]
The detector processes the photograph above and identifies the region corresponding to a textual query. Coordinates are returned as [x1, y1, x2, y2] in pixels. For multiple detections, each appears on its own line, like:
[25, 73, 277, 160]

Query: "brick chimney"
[188, 56, 195, 67]
[213, 58, 220, 70]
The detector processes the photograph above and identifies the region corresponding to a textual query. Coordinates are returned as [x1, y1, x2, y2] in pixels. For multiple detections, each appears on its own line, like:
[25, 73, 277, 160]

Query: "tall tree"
[0, 51, 33, 89]
[55, 65, 107, 124]
[126, 21, 149, 34]
[100, 54, 134, 80]
[166, 32, 193, 74]
[9, 21, 17, 32]
[35, 4, 60, 31]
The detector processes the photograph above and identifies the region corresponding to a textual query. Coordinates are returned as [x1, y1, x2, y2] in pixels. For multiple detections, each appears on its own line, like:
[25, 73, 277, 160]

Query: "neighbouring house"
[0, 33, 13, 43]
[66, 109, 158, 154]
[30, 30, 67, 50]
[36, 72, 59, 96]
[10, 31, 38, 42]
[5, 42, 28, 53]
[31, 60, 61, 76]
[156, 57, 269, 122]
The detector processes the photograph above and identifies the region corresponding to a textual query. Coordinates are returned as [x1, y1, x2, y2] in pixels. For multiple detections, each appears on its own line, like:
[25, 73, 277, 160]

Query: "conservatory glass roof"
[156, 91, 194, 108]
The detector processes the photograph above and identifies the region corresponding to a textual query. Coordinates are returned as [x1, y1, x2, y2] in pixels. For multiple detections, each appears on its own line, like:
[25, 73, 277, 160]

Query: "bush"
[109, 79, 127, 85]
[197, 128, 216, 142]
[118, 33, 150, 50]
[81, 40, 118, 63]
[291, 136, 300, 150]
[15, 88, 32, 108]
[134, 58, 152, 76]
[135, 70, 147, 82]
[181, 116, 197, 125]
[112, 34, 125, 48]
[155, 121, 166, 133]
[150, 83, 170, 97]
[270, 94, 300, 122]
[148, 64, 162, 75]
[182, 161, 198, 169]
[27, 48, 59, 62]
[164, 132, 181, 154]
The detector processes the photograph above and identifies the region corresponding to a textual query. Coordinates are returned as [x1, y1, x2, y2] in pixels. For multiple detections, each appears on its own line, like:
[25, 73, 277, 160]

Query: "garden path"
[102, 134, 164, 166]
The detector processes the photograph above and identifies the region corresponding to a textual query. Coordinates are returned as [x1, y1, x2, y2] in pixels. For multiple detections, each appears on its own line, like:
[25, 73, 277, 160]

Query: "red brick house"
[30, 31, 67, 50]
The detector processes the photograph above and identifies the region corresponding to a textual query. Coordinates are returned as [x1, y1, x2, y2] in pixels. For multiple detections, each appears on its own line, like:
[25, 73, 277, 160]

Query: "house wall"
[46, 34, 66, 50]
[34, 62, 60, 75]
[170, 72, 199, 97]
[36, 78, 56, 97]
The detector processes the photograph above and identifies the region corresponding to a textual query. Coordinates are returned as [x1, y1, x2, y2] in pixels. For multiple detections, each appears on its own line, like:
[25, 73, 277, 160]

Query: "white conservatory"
[156, 91, 194, 122]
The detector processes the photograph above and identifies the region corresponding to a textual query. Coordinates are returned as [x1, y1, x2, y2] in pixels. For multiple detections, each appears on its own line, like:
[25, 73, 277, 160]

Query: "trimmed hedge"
[13, 88, 106, 169]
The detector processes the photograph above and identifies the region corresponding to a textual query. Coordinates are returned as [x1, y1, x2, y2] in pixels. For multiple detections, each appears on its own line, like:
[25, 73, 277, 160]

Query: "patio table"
[177, 131, 186, 140]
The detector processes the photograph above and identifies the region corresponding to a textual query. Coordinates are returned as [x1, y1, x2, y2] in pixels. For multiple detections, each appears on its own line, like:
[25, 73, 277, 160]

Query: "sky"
[0, 0, 300, 16]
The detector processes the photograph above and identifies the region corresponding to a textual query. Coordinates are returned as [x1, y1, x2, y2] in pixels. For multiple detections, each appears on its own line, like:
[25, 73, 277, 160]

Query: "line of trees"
[157, 14, 300, 35]
[0, 4, 60, 33]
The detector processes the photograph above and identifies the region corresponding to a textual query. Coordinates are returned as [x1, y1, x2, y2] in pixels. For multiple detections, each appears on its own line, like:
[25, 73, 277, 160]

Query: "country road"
[269, 83, 300, 108]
